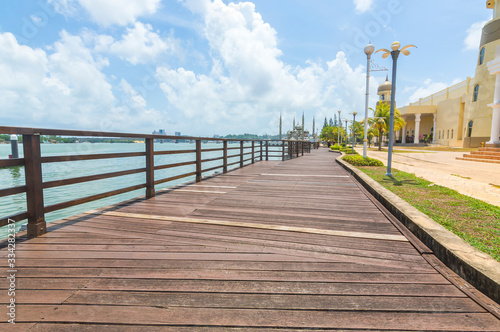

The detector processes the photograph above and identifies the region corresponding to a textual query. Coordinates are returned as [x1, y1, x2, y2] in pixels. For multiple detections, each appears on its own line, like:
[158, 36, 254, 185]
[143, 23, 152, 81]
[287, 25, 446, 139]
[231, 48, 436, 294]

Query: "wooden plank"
[90, 211, 409, 242]
[13, 305, 500, 330]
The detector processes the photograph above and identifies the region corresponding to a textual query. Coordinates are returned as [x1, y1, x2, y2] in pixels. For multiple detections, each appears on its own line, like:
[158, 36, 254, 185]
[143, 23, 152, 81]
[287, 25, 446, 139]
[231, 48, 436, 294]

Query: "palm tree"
[369, 102, 406, 151]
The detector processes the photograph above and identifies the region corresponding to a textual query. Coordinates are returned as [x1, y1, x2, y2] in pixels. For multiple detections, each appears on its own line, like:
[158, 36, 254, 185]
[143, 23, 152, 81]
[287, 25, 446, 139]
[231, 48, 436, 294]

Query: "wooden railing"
[0, 126, 317, 238]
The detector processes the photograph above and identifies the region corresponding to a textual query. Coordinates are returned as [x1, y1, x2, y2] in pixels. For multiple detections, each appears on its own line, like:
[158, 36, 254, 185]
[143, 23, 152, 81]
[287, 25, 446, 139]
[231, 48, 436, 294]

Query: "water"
[0, 141, 267, 237]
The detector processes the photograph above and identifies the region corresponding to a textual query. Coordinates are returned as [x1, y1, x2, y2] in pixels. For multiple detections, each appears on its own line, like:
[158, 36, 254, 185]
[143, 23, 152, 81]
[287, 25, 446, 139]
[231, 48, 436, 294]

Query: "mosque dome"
[378, 76, 392, 94]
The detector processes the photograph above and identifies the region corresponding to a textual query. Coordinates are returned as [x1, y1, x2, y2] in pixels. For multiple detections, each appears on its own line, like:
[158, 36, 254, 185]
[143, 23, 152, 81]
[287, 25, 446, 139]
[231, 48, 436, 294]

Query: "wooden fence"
[0, 126, 316, 238]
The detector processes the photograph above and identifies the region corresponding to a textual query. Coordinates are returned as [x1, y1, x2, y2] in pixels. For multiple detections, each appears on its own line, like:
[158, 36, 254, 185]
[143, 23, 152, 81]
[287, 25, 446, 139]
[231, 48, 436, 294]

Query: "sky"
[0, 0, 493, 137]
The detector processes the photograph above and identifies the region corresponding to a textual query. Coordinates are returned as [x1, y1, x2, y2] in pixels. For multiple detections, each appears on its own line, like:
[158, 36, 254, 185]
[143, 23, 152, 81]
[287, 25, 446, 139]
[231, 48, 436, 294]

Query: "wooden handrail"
[0, 126, 312, 238]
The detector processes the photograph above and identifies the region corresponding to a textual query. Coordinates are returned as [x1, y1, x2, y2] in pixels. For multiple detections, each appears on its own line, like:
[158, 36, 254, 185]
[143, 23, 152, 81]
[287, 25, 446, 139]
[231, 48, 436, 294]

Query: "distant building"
[175, 132, 181, 136]
[153, 129, 167, 143]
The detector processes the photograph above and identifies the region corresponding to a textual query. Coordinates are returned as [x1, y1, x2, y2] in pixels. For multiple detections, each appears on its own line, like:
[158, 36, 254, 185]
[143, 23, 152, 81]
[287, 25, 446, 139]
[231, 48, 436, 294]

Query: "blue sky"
[0, 0, 493, 136]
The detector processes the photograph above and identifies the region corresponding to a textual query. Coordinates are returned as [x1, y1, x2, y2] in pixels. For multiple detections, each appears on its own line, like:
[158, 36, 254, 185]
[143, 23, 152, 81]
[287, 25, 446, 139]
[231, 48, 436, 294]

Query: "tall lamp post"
[363, 44, 374, 159]
[376, 41, 416, 176]
[337, 110, 341, 146]
[350, 112, 357, 153]
[344, 119, 349, 148]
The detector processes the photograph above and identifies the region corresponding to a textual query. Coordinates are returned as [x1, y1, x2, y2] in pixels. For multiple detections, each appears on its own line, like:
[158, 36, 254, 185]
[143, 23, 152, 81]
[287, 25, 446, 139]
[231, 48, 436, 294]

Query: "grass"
[358, 166, 500, 261]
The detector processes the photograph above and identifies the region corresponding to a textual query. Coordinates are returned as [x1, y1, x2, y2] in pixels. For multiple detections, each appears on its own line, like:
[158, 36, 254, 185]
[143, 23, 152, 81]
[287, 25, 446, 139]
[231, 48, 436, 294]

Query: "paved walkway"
[1, 148, 499, 330]
[360, 147, 500, 207]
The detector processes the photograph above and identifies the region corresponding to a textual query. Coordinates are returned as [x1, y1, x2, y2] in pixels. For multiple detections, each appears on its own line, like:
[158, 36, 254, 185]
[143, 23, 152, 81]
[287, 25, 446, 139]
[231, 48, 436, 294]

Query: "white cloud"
[408, 78, 462, 103]
[94, 22, 174, 65]
[0, 31, 163, 132]
[157, 0, 375, 134]
[353, 0, 373, 14]
[49, 0, 161, 26]
[464, 20, 487, 51]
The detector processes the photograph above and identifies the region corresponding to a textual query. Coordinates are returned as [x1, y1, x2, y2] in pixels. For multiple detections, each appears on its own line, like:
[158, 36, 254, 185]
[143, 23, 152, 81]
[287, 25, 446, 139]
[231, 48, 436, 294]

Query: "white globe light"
[364, 44, 375, 56]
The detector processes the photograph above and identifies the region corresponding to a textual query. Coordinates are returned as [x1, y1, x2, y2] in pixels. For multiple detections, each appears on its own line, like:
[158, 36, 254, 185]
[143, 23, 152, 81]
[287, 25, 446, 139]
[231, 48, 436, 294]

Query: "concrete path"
[359, 147, 500, 207]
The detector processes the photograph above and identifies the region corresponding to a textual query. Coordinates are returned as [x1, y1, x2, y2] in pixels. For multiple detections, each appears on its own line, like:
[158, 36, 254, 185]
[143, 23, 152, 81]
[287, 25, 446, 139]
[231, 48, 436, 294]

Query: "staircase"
[457, 147, 500, 164]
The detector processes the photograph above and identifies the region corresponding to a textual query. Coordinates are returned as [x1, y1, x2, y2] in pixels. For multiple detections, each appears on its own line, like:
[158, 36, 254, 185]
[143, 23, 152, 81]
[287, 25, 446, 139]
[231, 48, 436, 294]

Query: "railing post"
[251, 141, 255, 164]
[289, 141, 293, 159]
[240, 141, 244, 168]
[281, 140, 285, 161]
[296, 141, 299, 158]
[265, 141, 269, 161]
[196, 140, 202, 182]
[23, 133, 46, 238]
[145, 138, 155, 199]
[301, 141, 304, 156]
[223, 140, 228, 173]
[260, 141, 263, 161]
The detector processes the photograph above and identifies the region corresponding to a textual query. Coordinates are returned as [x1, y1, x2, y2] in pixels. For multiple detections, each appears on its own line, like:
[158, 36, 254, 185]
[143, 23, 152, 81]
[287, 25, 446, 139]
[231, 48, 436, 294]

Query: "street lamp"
[363, 44, 374, 159]
[376, 41, 416, 176]
[344, 119, 349, 148]
[350, 112, 357, 153]
[337, 110, 341, 146]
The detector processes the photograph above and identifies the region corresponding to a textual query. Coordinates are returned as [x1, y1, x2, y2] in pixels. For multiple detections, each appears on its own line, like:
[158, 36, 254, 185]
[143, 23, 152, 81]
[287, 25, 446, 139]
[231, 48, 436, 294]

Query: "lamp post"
[344, 119, 349, 148]
[376, 41, 416, 176]
[337, 110, 341, 146]
[350, 112, 357, 153]
[363, 44, 374, 159]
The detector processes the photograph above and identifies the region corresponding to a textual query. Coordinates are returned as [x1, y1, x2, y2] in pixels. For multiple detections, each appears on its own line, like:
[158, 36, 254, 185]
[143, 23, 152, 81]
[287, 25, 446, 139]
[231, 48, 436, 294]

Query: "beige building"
[395, 1, 500, 147]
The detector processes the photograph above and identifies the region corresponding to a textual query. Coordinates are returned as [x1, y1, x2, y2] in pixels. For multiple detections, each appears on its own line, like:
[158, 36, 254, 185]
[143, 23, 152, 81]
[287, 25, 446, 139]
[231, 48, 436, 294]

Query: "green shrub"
[330, 144, 341, 151]
[342, 155, 383, 166]
[340, 147, 358, 154]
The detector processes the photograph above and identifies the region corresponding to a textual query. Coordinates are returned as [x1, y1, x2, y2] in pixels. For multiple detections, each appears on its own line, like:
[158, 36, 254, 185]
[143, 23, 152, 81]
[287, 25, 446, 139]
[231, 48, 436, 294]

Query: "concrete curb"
[335, 153, 500, 304]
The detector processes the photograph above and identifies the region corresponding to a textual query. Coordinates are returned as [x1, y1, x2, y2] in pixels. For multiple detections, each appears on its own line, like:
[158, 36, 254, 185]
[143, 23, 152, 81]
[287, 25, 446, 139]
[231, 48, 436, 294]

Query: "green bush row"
[342, 155, 384, 166]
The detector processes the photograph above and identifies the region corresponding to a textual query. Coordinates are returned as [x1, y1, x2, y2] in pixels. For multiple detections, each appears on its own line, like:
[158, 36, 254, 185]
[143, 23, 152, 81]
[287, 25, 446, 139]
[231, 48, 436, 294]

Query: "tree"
[323, 117, 328, 129]
[369, 102, 406, 151]
[350, 120, 364, 145]
[328, 118, 334, 127]
[333, 114, 338, 127]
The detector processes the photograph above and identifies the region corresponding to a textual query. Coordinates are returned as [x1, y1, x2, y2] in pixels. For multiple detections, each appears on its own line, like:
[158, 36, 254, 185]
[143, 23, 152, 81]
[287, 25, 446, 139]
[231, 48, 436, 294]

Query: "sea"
[0, 141, 267, 238]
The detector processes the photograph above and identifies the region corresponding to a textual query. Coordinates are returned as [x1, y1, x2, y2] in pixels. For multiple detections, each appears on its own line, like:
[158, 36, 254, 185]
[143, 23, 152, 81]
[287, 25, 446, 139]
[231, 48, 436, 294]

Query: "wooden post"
[281, 140, 285, 161]
[296, 141, 299, 158]
[265, 141, 269, 161]
[301, 141, 304, 156]
[260, 141, 263, 161]
[223, 140, 228, 173]
[251, 141, 255, 164]
[145, 138, 155, 198]
[23, 134, 46, 238]
[240, 141, 244, 168]
[289, 141, 293, 159]
[196, 140, 202, 182]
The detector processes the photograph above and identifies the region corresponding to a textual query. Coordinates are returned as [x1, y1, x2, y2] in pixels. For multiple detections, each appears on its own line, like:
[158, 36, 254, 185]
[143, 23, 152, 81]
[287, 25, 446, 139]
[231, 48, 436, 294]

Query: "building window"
[451, 129, 454, 139]
[468, 120, 473, 137]
[438, 131, 441, 139]
[473, 84, 479, 102]
[447, 130, 450, 139]
[381, 94, 385, 101]
[479, 47, 485, 65]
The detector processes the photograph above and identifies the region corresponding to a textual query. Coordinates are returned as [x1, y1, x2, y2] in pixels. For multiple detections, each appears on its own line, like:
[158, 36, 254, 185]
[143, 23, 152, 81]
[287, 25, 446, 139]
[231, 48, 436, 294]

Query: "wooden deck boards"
[1, 148, 499, 331]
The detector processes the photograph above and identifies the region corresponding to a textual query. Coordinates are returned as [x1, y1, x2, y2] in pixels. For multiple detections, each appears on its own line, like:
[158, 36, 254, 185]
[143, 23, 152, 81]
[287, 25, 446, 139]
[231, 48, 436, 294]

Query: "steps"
[457, 147, 500, 164]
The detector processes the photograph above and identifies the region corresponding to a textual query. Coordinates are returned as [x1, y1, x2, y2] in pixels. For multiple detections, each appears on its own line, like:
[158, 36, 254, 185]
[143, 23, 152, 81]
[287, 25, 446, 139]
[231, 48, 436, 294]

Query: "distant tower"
[293, 117, 295, 130]
[377, 75, 392, 107]
[279, 113, 282, 140]
[302, 112, 305, 140]
[312, 117, 316, 139]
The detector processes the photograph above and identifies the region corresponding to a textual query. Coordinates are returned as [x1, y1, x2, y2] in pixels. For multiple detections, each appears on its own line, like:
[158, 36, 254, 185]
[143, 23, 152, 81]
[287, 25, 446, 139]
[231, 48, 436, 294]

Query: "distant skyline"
[0, 0, 492, 136]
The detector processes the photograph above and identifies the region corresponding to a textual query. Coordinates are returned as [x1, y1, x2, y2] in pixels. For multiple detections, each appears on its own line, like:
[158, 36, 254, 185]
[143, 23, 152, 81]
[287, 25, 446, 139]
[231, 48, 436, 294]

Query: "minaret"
[279, 113, 282, 140]
[312, 117, 315, 139]
[302, 112, 305, 140]
[293, 117, 295, 130]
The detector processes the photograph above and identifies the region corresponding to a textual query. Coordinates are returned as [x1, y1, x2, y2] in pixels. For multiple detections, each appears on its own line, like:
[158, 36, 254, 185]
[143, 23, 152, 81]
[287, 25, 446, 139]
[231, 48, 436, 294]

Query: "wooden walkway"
[2, 148, 500, 331]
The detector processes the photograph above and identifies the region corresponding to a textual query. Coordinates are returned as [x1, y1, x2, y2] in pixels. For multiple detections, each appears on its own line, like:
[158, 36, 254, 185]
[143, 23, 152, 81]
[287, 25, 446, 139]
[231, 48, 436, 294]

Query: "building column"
[433, 114, 437, 143]
[414, 113, 421, 144]
[402, 124, 407, 143]
[487, 45, 500, 145]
